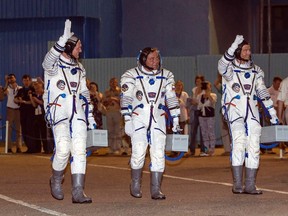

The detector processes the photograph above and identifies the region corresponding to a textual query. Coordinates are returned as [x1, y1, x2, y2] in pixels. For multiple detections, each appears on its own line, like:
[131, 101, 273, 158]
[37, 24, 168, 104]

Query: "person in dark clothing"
[14, 74, 37, 153]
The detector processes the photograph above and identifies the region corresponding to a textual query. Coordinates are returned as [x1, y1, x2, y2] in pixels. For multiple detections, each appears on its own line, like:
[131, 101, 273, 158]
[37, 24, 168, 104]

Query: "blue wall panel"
[0, 17, 100, 81]
[0, 0, 121, 81]
[0, 0, 79, 18]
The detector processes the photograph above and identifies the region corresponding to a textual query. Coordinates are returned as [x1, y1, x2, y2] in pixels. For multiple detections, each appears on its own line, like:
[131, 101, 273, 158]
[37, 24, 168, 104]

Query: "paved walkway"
[0, 146, 288, 216]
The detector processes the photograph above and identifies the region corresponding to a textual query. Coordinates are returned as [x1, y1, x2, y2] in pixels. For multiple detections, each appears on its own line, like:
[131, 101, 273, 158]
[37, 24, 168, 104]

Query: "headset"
[234, 40, 249, 60]
[137, 47, 162, 70]
[64, 35, 79, 59]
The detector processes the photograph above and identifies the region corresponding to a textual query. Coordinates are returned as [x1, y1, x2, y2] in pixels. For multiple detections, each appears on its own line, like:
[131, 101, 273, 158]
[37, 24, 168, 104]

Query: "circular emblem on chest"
[121, 84, 129, 92]
[232, 83, 240, 93]
[244, 72, 251, 79]
[136, 90, 143, 101]
[71, 68, 78, 75]
[57, 80, 66, 90]
[149, 78, 155, 85]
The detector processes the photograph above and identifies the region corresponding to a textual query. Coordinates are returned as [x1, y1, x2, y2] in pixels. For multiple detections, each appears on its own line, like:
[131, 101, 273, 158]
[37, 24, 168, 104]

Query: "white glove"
[172, 117, 182, 133]
[124, 116, 134, 136]
[58, 19, 74, 47]
[227, 35, 244, 56]
[269, 110, 279, 125]
[87, 116, 97, 130]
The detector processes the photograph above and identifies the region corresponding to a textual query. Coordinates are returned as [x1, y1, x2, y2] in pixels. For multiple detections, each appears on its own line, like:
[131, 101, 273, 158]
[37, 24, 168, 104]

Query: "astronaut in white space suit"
[42, 19, 96, 204]
[218, 35, 278, 195]
[120, 47, 181, 200]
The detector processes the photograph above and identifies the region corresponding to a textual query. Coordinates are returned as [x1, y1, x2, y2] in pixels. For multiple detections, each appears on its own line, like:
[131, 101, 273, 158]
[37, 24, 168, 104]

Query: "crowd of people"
[0, 19, 288, 203]
[0, 72, 132, 156]
[1, 74, 54, 154]
[5, 66, 282, 158]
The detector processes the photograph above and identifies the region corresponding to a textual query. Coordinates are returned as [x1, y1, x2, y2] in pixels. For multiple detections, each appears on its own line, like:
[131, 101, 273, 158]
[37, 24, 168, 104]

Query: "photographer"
[3, 74, 22, 153]
[197, 81, 217, 156]
[187, 75, 205, 156]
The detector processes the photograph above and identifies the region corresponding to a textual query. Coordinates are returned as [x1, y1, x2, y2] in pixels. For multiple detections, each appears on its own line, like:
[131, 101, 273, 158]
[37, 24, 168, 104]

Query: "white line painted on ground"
[0, 194, 70, 216]
[3, 155, 285, 215]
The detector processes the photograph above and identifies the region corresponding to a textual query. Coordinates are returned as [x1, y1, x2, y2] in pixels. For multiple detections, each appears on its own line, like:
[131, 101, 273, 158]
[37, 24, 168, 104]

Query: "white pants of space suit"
[230, 117, 261, 169]
[52, 115, 87, 174]
[130, 119, 166, 172]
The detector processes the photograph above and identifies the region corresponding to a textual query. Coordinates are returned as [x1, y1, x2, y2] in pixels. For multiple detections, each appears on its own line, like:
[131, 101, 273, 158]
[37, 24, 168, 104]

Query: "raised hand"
[58, 19, 74, 47]
[227, 35, 244, 56]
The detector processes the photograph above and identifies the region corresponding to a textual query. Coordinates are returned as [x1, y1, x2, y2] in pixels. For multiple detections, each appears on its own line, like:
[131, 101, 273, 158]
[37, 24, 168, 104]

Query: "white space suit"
[43, 50, 91, 174]
[218, 56, 277, 168]
[120, 66, 180, 172]
[218, 36, 278, 195]
[121, 47, 180, 200]
[43, 19, 94, 204]
[218, 35, 278, 172]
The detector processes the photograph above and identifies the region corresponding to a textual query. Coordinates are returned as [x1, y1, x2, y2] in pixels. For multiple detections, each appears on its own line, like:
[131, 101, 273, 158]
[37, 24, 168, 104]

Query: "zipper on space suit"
[135, 68, 164, 144]
[45, 79, 52, 127]
[244, 95, 251, 125]
[147, 100, 156, 144]
[69, 91, 78, 137]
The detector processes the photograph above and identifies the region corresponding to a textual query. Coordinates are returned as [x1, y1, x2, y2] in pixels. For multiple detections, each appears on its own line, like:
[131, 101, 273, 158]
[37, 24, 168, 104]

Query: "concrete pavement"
[0, 147, 288, 216]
